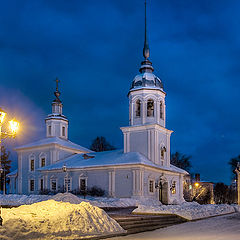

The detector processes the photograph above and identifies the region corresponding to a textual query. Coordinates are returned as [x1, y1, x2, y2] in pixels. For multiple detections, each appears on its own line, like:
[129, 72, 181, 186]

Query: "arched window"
[135, 99, 141, 117]
[147, 99, 154, 117]
[160, 101, 163, 119]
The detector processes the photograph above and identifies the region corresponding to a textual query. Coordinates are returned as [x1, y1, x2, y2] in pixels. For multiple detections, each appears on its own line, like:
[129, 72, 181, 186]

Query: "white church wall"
[115, 169, 133, 198]
[129, 131, 148, 157]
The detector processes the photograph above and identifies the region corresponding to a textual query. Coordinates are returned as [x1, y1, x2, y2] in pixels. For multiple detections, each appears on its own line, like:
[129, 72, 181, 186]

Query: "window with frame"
[41, 157, 46, 167]
[135, 99, 141, 117]
[64, 178, 71, 192]
[30, 179, 34, 192]
[160, 101, 163, 119]
[147, 99, 154, 117]
[149, 180, 154, 193]
[30, 159, 35, 171]
[51, 179, 57, 191]
[62, 126, 65, 137]
[40, 179, 44, 191]
[48, 125, 51, 136]
[79, 178, 87, 191]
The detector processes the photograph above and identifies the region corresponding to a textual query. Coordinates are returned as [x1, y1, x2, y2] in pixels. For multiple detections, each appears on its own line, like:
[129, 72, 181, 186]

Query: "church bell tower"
[121, 1, 173, 167]
[45, 78, 69, 139]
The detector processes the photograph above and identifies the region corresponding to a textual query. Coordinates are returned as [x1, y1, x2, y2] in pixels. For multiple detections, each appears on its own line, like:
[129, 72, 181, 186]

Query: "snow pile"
[52, 192, 82, 204]
[0, 194, 50, 206]
[0, 200, 125, 239]
[232, 204, 240, 212]
[134, 202, 236, 220]
[88, 196, 161, 208]
[0, 193, 162, 208]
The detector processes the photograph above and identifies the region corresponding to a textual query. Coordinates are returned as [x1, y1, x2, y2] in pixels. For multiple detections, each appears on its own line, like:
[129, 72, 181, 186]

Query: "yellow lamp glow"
[194, 182, 200, 188]
[0, 108, 6, 124]
[9, 120, 19, 134]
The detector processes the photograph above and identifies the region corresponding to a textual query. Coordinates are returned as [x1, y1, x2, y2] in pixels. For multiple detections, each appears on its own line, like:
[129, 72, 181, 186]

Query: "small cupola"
[45, 78, 69, 139]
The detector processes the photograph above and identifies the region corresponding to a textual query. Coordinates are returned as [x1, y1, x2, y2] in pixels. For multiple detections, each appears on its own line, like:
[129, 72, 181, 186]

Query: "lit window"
[171, 181, 176, 194]
[41, 158, 46, 167]
[30, 159, 34, 171]
[147, 99, 154, 117]
[30, 179, 34, 192]
[48, 125, 51, 136]
[62, 126, 65, 137]
[51, 179, 57, 191]
[135, 99, 141, 117]
[160, 101, 163, 119]
[149, 180, 154, 193]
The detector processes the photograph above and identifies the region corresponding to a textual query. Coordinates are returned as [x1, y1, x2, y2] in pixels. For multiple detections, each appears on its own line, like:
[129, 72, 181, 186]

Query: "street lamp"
[0, 108, 19, 195]
[62, 164, 68, 193]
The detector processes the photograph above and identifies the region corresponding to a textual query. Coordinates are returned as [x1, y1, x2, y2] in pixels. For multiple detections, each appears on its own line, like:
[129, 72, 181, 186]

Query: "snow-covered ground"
[134, 201, 239, 220]
[109, 213, 240, 240]
[0, 200, 125, 239]
[0, 193, 161, 208]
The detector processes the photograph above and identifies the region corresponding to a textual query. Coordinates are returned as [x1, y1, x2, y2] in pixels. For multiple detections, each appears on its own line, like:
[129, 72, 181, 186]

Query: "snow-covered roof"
[7, 169, 18, 177]
[15, 137, 92, 153]
[38, 149, 188, 175]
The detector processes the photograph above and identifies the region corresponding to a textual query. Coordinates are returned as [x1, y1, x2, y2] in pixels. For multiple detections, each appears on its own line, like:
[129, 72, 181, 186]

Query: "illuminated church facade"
[8, 3, 188, 204]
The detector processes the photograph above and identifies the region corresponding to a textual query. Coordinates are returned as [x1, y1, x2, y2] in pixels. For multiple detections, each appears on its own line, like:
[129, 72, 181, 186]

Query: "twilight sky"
[0, 0, 240, 184]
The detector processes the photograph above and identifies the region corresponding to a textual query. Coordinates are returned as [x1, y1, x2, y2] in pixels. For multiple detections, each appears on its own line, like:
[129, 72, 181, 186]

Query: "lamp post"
[0, 108, 19, 195]
[235, 163, 240, 205]
[62, 164, 68, 193]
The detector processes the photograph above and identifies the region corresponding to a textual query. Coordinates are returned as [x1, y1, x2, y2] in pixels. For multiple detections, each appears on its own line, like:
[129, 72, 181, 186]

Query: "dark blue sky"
[0, 0, 240, 184]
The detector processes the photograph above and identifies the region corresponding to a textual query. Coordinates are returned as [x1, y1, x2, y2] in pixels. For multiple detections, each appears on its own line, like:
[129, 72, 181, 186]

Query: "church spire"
[143, 0, 150, 59]
[139, 0, 153, 74]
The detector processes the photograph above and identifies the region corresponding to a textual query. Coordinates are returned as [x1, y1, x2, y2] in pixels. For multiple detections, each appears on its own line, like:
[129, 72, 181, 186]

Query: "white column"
[151, 130, 155, 163]
[142, 100, 146, 124]
[179, 175, 184, 201]
[133, 170, 136, 195]
[130, 100, 133, 126]
[147, 130, 151, 160]
[18, 153, 22, 194]
[123, 133, 127, 153]
[108, 171, 115, 197]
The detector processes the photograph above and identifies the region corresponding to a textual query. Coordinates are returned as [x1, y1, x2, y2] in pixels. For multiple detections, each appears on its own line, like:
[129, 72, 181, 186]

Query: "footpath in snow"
[0, 200, 125, 240]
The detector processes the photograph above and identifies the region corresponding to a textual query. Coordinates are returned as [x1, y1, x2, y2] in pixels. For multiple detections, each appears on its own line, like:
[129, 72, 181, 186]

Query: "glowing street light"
[194, 182, 200, 188]
[0, 108, 20, 195]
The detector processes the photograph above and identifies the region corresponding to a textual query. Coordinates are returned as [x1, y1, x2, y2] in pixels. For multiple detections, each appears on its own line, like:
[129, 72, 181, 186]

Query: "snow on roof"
[15, 137, 92, 153]
[7, 169, 18, 177]
[38, 149, 188, 175]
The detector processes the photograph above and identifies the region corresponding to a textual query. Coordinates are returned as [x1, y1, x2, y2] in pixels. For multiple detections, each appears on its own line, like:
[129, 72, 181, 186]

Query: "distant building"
[184, 174, 214, 204]
[8, 3, 188, 204]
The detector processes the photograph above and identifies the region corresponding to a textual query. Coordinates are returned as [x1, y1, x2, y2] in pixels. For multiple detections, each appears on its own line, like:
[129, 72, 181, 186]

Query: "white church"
[8, 4, 188, 204]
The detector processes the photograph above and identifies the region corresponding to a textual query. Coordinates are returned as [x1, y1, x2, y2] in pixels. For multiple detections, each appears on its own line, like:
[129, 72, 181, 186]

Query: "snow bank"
[0, 193, 161, 208]
[0, 200, 125, 239]
[134, 201, 236, 220]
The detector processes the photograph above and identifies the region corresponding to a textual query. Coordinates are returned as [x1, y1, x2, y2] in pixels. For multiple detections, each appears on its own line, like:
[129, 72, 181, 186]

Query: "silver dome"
[130, 59, 164, 91]
[131, 72, 163, 90]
